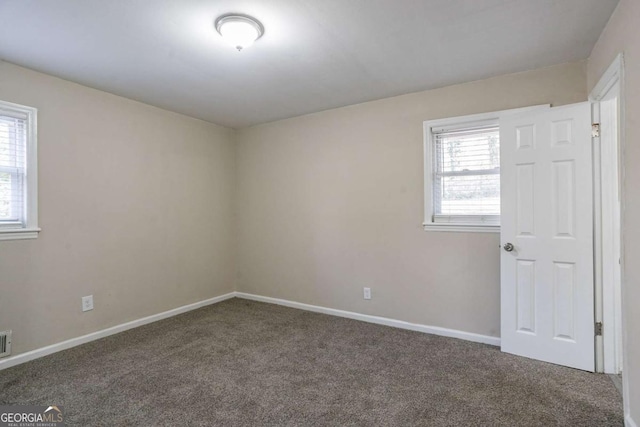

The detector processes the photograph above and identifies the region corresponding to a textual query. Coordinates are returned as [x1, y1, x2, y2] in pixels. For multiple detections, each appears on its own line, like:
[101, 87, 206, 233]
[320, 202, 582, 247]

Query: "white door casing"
[590, 54, 624, 376]
[594, 91, 623, 375]
[500, 102, 594, 371]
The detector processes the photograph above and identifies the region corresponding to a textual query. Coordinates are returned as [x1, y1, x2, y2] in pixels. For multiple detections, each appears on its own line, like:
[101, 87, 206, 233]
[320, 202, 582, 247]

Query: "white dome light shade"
[215, 14, 264, 51]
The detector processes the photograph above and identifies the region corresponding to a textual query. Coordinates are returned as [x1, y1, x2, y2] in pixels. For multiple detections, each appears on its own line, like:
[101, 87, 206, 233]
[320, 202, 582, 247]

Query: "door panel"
[500, 102, 594, 371]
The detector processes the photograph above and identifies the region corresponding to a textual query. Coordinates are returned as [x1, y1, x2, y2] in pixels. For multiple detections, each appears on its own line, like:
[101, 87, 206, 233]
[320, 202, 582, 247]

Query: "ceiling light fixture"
[215, 13, 264, 51]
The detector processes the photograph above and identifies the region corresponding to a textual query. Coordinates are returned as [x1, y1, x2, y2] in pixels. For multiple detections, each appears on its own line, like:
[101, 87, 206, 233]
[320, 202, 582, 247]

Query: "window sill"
[422, 223, 500, 233]
[0, 227, 41, 241]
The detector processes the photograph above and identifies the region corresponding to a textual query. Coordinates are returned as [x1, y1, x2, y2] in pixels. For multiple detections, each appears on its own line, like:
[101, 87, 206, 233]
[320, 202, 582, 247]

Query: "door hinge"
[592, 123, 601, 138]
[595, 322, 603, 336]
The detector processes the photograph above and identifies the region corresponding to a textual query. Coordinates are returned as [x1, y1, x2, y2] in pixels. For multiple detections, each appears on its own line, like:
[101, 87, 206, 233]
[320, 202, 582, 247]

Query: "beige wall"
[236, 61, 587, 338]
[588, 0, 640, 422]
[0, 61, 236, 356]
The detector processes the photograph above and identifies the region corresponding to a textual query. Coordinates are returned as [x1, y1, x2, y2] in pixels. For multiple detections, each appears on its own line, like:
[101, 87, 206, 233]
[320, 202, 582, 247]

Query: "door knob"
[503, 243, 514, 252]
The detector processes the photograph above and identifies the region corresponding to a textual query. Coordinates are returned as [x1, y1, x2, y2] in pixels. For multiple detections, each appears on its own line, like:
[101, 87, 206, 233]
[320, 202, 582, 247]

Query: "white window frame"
[423, 105, 549, 233]
[0, 100, 39, 241]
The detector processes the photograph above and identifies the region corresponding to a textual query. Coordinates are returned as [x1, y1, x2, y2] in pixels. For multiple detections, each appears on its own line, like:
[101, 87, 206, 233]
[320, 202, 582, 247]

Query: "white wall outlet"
[82, 295, 94, 312]
[363, 287, 371, 300]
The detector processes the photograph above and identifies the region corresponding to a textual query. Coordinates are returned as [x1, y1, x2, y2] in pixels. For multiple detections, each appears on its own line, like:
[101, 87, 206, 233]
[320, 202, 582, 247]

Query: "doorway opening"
[590, 52, 626, 403]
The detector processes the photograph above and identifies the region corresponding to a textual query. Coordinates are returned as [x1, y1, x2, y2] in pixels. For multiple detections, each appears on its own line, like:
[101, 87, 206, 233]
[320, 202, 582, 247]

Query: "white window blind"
[432, 122, 500, 224]
[0, 110, 28, 227]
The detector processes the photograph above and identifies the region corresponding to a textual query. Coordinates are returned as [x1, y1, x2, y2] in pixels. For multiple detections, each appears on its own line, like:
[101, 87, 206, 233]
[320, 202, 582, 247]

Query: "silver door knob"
[503, 243, 514, 252]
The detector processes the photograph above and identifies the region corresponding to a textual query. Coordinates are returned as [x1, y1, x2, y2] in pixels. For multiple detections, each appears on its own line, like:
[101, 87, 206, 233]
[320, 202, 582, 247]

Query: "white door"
[500, 102, 594, 371]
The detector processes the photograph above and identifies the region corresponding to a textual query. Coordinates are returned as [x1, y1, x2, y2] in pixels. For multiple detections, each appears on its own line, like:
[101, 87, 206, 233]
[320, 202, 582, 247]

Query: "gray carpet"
[0, 298, 623, 426]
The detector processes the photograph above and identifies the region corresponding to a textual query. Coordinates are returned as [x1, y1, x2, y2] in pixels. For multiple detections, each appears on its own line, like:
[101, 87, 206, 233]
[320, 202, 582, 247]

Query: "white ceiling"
[0, 0, 619, 128]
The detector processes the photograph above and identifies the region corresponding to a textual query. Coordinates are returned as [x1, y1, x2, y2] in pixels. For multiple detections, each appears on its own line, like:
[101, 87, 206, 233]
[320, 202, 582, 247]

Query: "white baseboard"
[0, 292, 236, 371]
[627, 414, 638, 427]
[1, 291, 500, 371]
[235, 292, 501, 347]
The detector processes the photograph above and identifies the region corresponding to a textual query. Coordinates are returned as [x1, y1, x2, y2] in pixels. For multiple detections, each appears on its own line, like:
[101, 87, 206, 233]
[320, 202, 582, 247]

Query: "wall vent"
[0, 330, 12, 358]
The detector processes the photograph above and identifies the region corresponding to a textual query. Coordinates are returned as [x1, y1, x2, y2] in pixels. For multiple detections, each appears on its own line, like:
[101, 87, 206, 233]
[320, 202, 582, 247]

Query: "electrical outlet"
[363, 287, 371, 300]
[82, 295, 94, 312]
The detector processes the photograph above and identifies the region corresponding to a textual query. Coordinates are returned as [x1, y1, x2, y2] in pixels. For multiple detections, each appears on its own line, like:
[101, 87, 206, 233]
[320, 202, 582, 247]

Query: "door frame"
[589, 51, 627, 398]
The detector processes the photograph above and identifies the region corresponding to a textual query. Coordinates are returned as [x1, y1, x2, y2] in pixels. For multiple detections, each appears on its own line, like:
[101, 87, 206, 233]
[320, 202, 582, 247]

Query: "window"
[433, 124, 500, 221]
[0, 100, 39, 240]
[424, 111, 502, 232]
